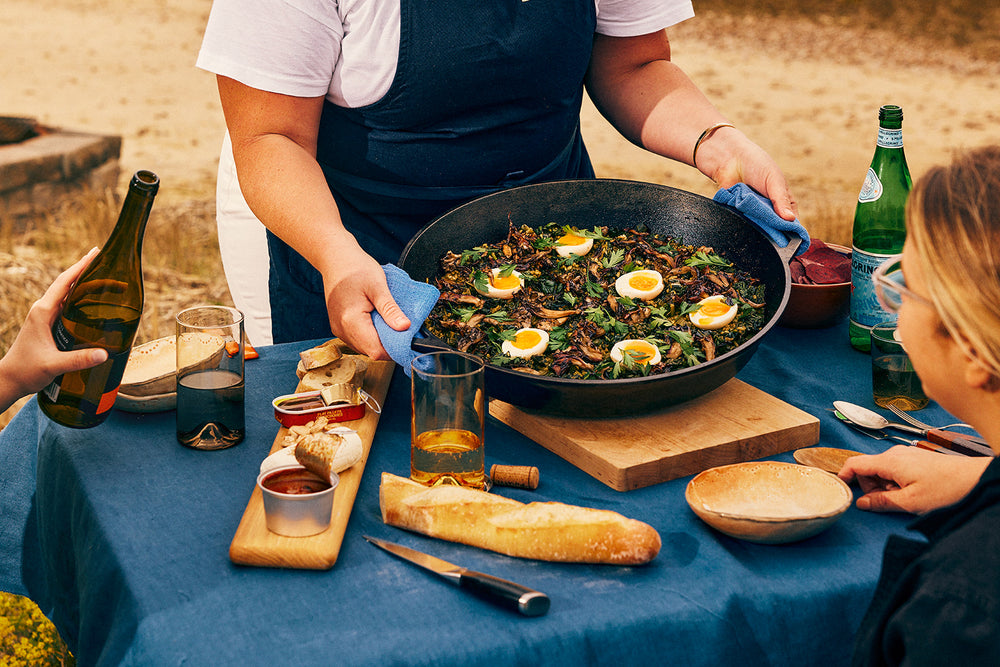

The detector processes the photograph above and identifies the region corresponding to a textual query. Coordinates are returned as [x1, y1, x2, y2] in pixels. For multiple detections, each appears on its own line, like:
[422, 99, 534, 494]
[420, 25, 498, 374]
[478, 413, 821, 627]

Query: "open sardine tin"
[272, 383, 381, 427]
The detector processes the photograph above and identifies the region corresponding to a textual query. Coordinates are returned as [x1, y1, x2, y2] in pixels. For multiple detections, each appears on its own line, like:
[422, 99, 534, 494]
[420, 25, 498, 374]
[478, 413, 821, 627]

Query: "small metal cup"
[257, 465, 339, 537]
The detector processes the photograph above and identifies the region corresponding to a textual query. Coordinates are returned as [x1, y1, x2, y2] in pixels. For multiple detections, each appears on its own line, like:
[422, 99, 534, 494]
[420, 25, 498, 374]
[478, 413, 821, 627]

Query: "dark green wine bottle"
[848, 105, 912, 351]
[38, 170, 159, 428]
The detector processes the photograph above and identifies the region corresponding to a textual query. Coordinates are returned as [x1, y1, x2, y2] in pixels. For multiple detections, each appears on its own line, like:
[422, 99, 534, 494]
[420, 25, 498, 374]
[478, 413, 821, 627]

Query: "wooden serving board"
[489, 378, 819, 491]
[229, 358, 394, 570]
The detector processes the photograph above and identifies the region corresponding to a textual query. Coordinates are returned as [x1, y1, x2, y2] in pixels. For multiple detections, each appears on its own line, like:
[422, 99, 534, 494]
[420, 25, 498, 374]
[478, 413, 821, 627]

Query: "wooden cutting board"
[489, 378, 819, 491]
[229, 357, 393, 570]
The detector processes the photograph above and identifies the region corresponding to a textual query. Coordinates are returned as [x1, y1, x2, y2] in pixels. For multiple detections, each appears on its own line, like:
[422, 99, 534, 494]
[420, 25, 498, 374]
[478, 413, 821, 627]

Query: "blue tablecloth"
[2, 324, 949, 666]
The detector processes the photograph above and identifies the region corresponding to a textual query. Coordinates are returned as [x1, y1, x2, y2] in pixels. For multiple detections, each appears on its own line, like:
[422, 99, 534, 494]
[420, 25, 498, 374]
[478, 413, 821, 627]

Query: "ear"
[963, 348, 1000, 392]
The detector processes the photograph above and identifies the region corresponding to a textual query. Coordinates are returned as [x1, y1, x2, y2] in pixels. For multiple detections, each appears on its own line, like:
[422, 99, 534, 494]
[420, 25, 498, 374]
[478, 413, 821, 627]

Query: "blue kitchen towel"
[713, 183, 810, 255]
[372, 264, 441, 375]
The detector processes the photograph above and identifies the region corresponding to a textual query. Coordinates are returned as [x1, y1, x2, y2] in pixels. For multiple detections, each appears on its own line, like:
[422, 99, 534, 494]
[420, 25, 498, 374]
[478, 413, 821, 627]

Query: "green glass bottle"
[848, 105, 912, 351]
[39, 170, 159, 428]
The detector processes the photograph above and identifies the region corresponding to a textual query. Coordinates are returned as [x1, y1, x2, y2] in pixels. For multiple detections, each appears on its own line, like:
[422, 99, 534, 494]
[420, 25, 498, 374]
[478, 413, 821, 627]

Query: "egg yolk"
[697, 301, 733, 318]
[557, 232, 586, 246]
[628, 274, 660, 291]
[491, 273, 521, 290]
[513, 329, 543, 350]
[621, 341, 656, 364]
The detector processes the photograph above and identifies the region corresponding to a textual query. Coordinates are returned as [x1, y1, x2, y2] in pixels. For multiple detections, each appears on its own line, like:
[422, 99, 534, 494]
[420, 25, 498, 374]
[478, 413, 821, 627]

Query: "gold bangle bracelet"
[692, 122, 735, 168]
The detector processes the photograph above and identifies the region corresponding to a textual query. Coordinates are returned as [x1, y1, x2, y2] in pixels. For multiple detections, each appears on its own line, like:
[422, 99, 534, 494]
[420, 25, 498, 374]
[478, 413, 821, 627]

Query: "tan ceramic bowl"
[686, 461, 852, 544]
[778, 243, 851, 329]
[119, 333, 226, 397]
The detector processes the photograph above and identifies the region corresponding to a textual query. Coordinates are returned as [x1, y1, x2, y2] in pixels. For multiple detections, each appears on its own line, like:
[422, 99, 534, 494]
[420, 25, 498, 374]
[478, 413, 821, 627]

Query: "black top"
[853, 456, 1000, 666]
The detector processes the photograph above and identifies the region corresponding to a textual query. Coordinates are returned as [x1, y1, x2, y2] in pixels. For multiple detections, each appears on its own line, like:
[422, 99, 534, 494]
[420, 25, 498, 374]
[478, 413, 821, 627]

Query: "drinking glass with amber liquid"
[410, 351, 486, 489]
[870, 321, 928, 410]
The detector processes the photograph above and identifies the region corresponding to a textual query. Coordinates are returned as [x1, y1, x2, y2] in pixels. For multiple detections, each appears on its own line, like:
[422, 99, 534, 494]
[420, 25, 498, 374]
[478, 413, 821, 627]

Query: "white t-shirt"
[197, 0, 696, 108]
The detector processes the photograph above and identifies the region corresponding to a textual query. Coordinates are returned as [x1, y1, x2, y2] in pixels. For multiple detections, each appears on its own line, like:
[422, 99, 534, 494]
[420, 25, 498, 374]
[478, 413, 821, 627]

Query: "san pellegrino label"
[858, 168, 883, 203]
[849, 248, 896, 329]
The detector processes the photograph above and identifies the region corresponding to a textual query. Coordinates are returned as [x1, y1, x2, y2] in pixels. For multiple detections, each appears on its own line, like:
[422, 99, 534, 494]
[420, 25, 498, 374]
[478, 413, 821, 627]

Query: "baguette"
[298, 338, 343, 370]
[378, 472, 660, 565]
[298, 355, 368, 390]
[283, 417, 364, 478]
[294, 431, 362, 478]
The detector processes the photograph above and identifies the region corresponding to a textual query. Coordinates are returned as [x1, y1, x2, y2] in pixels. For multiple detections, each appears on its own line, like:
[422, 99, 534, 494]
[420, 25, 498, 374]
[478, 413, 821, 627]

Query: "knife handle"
[459, 571, 550, 617]
[926, 429, 995, 457]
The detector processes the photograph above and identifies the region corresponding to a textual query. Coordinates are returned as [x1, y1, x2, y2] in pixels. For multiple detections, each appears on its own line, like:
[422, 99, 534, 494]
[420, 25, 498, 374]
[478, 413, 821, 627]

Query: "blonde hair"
[906, 145, 1000, 378]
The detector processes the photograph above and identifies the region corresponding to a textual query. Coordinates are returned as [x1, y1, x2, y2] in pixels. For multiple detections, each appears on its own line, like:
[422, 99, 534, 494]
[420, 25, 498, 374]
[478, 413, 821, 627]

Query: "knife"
[833, 411, 962, 455]
[363, 535, 550, 617]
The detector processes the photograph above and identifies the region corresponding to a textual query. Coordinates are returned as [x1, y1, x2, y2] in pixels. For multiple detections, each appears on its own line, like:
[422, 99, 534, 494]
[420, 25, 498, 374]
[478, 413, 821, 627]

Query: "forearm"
[586, 32, 796, 219]
[586, 33, 730, 169]
[218, 75, 365, 278]
[589, 61, 725, 164]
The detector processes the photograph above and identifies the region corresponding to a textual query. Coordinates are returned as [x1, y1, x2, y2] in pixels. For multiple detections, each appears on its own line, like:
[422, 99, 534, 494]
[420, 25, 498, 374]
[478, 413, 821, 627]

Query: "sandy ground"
[4, 1, 1000, 243]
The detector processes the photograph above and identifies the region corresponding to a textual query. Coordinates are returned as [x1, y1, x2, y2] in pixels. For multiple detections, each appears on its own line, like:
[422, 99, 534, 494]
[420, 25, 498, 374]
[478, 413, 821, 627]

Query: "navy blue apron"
[268, 0, 598, 343]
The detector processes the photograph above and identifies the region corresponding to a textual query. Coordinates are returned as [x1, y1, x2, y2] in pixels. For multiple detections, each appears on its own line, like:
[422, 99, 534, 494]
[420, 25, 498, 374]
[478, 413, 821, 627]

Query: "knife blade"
[363, 535, 550, 617]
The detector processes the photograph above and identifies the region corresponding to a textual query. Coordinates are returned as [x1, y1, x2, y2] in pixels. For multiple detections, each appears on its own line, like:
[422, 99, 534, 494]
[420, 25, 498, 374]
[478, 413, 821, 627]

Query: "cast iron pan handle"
[411, 332, 453, 354]
[775, 236, 802, 266]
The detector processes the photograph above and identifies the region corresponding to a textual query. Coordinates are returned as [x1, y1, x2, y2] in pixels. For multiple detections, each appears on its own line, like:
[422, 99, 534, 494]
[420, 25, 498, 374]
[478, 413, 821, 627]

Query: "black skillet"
[399, 179, 798, 418]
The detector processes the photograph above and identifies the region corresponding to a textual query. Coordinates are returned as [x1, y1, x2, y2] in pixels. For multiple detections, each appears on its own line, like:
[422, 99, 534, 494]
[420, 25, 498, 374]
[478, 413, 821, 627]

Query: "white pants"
[216, 132, 273, 346]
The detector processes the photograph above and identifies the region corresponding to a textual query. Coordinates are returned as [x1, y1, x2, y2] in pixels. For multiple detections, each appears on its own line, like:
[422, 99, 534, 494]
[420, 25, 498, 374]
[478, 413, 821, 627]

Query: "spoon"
[832, 401, 923, 434]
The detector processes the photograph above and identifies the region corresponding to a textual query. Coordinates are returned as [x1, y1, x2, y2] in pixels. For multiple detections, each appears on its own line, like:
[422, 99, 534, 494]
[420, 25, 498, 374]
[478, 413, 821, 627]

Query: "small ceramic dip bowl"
[257, 465, 339, 537]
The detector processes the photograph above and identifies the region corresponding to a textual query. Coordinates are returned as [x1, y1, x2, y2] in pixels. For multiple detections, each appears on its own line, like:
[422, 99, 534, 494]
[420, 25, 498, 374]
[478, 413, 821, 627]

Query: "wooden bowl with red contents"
[778, 241, 852, 329]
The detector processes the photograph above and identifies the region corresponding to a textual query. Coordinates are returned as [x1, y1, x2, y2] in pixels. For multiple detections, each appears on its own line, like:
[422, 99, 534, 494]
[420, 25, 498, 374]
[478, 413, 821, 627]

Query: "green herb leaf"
[601, 248, 625, 269]
[472, 270, 489, 295]
[685, 250, 731, 269]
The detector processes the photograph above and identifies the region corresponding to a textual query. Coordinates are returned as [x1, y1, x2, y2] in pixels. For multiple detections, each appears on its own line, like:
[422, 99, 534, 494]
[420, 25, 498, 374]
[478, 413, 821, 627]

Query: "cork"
[490, 464, 539, 490]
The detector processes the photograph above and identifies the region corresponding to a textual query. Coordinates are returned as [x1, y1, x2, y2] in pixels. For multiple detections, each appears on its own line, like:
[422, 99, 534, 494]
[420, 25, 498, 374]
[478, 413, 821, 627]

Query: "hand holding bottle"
[0, 249, 109, 414]
[38, 170, 159, 428]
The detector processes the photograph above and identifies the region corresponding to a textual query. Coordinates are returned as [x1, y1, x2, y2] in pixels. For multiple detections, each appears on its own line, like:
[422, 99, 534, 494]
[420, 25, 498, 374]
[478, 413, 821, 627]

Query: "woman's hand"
[838, 445, 992, 514]
[703, 131, 798, 222]
[0, 249, 109, 413]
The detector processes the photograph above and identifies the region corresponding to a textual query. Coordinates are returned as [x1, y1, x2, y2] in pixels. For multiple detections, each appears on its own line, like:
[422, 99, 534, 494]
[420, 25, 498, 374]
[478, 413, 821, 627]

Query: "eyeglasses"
[873, 254, 935, 314]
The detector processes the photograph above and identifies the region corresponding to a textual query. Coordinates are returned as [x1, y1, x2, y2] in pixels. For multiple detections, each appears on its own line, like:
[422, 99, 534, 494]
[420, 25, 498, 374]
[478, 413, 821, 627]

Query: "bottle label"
[42, 378, 61, 403]
[858, 168, 883, 203]
[52, 318, 74, 351]
[877, 128, 903, 149]
[850, 247, 896, 329]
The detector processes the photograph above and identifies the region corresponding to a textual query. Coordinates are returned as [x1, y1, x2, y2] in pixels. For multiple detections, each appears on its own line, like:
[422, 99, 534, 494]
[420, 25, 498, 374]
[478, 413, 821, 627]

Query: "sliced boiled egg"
[688, 295, 738, 330]
[553, 230, 594, 257]
[500, 328, 550, 358]
[475, 268, 524, 299]
[609, 339, 662, 366]
[614, 269, 664, 301]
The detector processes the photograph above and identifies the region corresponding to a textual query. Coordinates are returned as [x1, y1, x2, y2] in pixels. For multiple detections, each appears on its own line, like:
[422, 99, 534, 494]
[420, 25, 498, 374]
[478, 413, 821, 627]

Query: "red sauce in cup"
[262, 468, 331, 495]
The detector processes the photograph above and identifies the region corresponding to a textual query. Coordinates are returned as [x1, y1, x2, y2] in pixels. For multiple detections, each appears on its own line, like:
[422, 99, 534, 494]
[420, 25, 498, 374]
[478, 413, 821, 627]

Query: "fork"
[887, 404, 974, 432]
